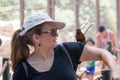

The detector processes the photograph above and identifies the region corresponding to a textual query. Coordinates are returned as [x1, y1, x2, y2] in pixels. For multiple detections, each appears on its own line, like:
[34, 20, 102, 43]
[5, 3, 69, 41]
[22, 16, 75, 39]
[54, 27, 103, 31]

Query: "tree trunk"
[74, 0, 80, 28]
[116, 0, 120, 45]
[47, 0, 55, 19]
[96, 0, 100, 31]
[20, 0, 24, 28]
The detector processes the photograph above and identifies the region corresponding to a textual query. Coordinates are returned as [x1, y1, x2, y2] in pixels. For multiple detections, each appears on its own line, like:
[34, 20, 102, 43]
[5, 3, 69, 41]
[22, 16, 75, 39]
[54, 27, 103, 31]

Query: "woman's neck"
[30, 48, 54, 61]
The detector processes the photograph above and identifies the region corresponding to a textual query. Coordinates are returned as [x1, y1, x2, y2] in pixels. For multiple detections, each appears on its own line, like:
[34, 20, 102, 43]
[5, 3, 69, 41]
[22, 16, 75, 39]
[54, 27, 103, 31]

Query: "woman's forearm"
[100, 49, 118, 71]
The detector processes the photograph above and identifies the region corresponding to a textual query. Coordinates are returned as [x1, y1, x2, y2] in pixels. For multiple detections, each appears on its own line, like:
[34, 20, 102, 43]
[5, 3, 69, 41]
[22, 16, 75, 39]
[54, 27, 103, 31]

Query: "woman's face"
[39, 22, 58, 49]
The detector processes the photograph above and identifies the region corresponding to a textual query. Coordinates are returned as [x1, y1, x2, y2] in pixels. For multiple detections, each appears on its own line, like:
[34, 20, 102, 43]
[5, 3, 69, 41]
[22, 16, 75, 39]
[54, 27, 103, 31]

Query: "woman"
[11, 13, 120, 80]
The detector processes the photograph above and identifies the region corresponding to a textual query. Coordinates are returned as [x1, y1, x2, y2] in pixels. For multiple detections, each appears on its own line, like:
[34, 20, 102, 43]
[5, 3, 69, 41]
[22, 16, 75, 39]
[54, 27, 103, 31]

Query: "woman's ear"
[32, 34, 40, 43]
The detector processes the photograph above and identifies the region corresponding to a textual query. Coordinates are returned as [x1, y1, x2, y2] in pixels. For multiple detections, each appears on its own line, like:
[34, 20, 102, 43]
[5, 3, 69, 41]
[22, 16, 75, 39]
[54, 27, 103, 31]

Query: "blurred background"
[0, 0, 120, 56]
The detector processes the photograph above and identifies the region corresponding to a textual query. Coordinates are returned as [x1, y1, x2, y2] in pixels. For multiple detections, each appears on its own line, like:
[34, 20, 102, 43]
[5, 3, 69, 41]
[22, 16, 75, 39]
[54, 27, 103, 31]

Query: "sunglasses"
[41, 28, 58, 37]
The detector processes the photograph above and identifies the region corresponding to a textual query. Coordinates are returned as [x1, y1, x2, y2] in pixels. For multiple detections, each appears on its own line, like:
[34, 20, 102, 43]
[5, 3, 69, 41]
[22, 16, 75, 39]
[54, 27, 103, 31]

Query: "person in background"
[96, 25, 117, 54]
[85, 37, 95, 80]
[96, 25, 118, 80]
[11, 13, 120, 80]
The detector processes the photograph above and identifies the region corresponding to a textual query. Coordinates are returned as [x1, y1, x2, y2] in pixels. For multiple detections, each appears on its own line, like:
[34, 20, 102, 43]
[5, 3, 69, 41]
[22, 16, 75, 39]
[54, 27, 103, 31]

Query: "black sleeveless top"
[13, 42, 84, 80]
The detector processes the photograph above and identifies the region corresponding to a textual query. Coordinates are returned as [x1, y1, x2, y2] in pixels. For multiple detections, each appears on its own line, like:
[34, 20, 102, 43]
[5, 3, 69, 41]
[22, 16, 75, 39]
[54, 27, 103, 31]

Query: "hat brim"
[46, 21, 65, 30]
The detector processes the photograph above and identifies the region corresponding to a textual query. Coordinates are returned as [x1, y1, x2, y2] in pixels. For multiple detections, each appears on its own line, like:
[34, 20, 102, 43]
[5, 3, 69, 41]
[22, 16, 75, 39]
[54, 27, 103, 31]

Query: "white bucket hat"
[19, 13, 65, 36]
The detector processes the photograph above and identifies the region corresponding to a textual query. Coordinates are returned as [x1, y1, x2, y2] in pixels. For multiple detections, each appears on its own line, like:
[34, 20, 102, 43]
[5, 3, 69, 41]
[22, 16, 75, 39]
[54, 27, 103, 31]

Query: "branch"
[80, 16, 90, 29]
[84, 23, 94, 34]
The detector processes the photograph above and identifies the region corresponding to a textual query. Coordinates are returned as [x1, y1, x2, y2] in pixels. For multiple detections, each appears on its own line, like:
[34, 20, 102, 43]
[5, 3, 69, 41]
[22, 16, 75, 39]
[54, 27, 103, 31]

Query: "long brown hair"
[11, 23, 44, 70]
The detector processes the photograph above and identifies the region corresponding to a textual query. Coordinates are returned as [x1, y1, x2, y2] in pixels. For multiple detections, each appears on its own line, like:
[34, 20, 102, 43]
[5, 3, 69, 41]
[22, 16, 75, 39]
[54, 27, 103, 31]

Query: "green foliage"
[0, 0, 47, 20]
[24, 0, 47, 18]
[0, 0, 18, 6]
[0, 0, 117, 35]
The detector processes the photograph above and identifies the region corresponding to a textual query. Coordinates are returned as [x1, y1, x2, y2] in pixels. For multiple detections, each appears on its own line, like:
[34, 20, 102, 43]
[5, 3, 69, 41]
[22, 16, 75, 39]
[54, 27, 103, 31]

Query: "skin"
[27, 22, 120, 79]
[96, 29, 120, 80]
[27, 23, 57, 72]
[96, 29, 117, 52]
[85, 40, 95, 80]
[80, 45, 120, 80]
[86, 41, 94, 46]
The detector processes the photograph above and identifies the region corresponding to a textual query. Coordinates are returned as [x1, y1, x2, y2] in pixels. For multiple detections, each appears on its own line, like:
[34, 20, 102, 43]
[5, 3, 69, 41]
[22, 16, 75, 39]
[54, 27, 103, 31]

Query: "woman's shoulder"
[56, 42, 85, 53]
[14, 60, 27, 72]
[56, 42, 83, 50]
[57, 42, 84, 46]
[62, 42, 85, 48]
[13, 60, 28, 80]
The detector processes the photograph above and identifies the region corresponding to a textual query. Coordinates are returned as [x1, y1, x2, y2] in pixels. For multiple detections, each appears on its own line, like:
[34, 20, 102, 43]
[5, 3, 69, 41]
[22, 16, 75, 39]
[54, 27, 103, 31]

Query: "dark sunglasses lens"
[51, 29, 57, 36]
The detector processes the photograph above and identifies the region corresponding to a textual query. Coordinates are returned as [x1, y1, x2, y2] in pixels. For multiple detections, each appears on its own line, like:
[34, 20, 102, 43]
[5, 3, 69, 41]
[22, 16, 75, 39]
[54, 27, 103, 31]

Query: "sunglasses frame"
[41, 28, 58, 37]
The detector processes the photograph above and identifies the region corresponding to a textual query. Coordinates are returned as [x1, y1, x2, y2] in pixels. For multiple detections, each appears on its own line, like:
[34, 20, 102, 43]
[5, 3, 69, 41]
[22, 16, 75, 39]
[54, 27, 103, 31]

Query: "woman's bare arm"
[80, 45, 120, 79]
